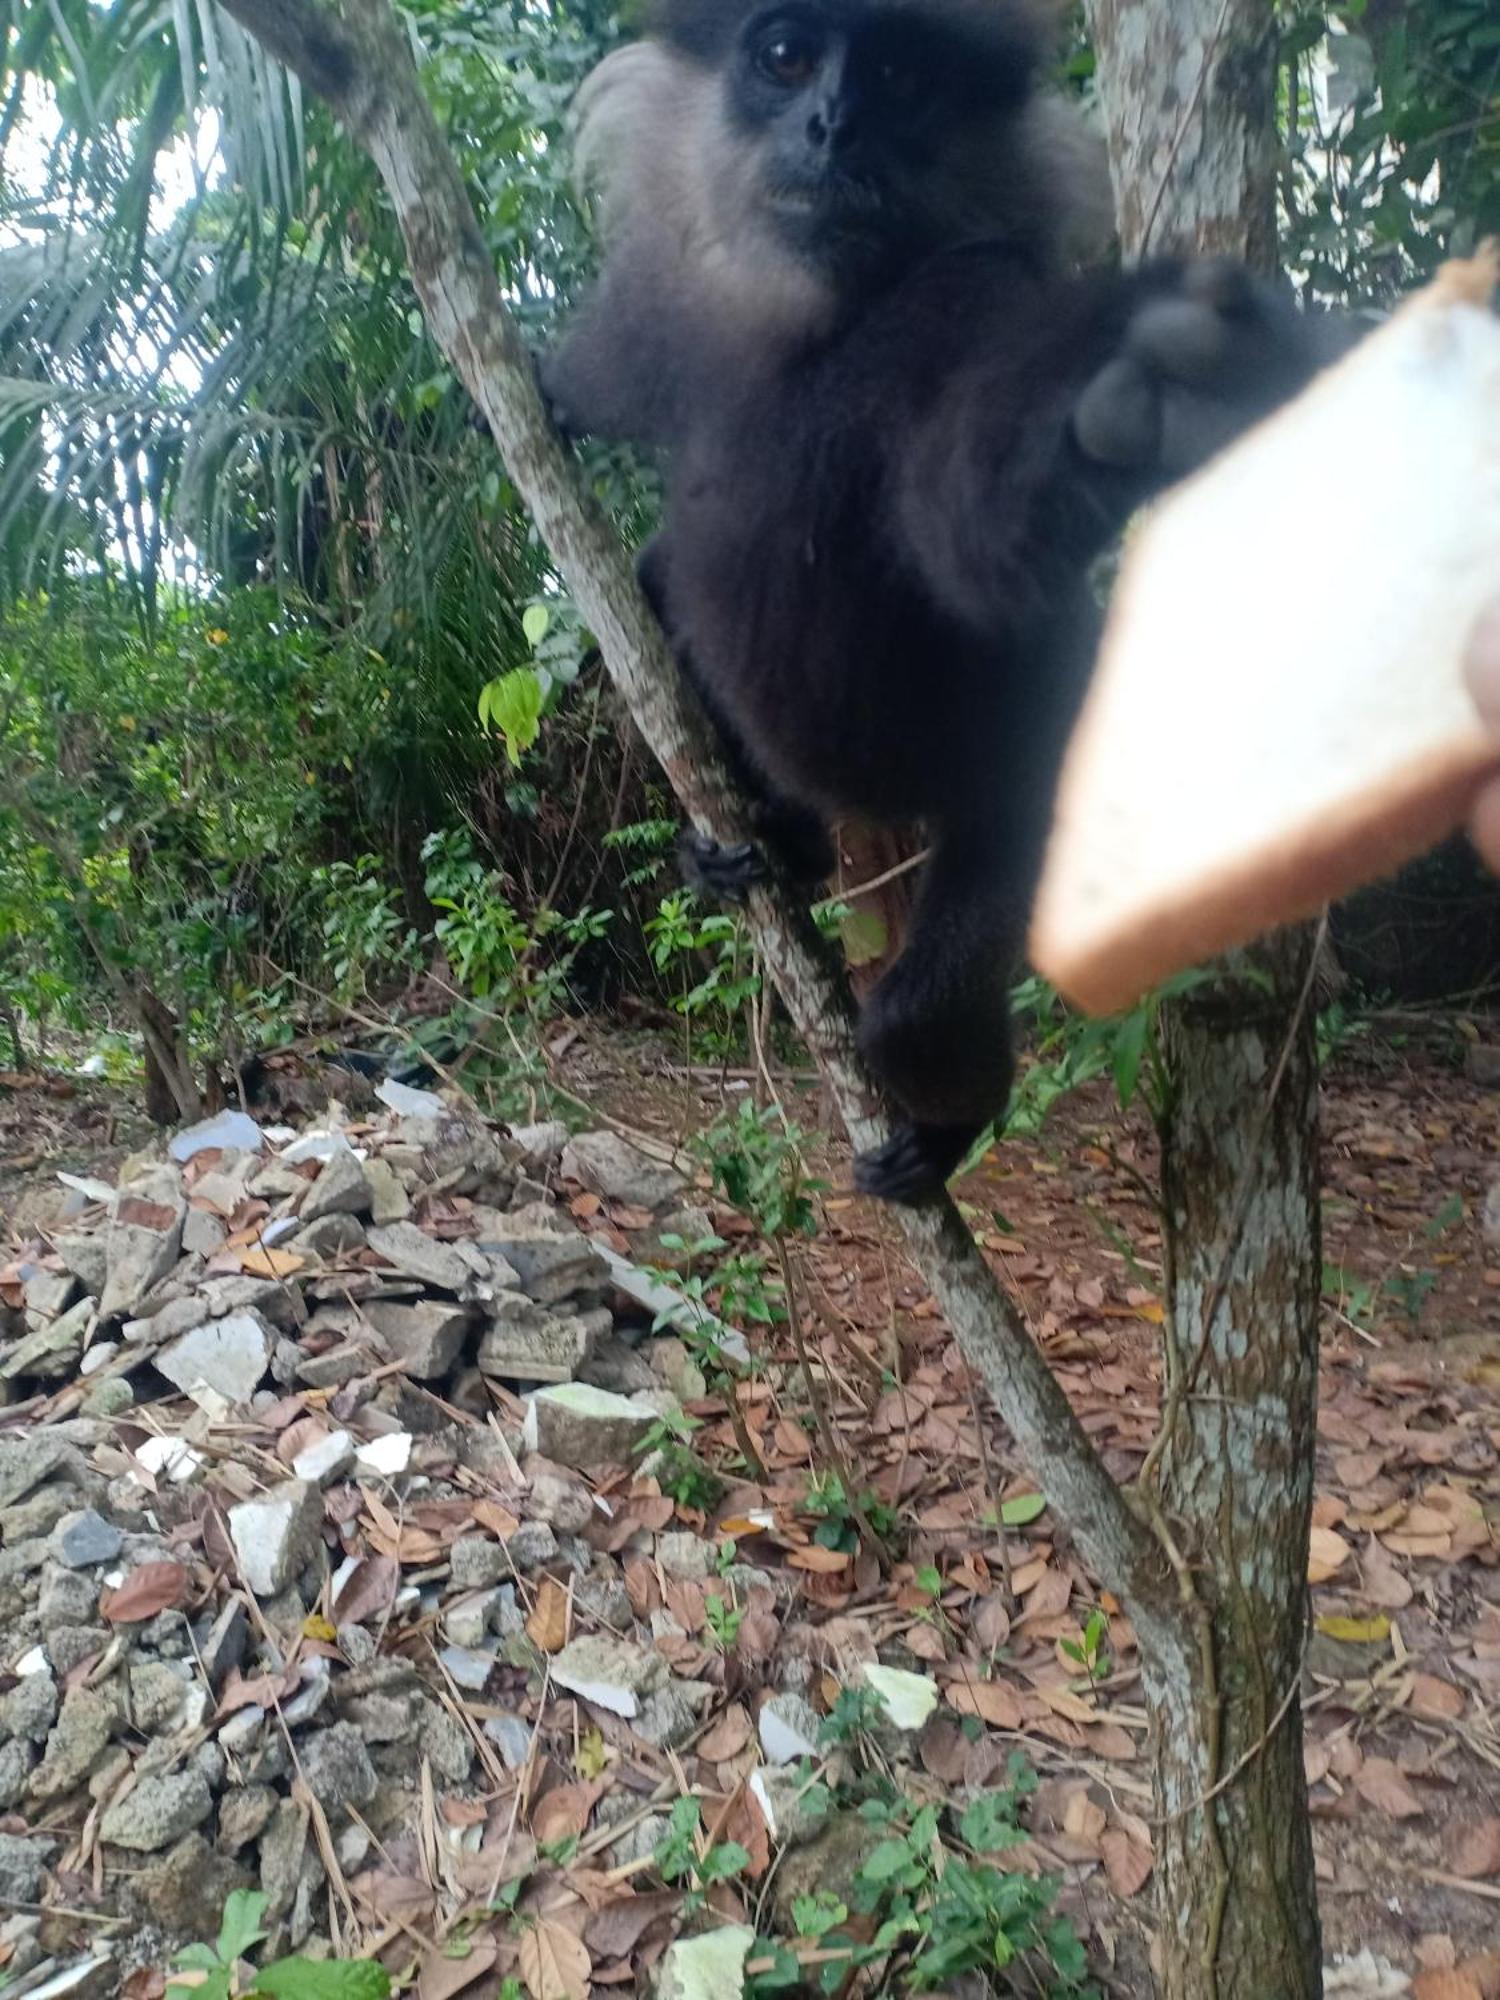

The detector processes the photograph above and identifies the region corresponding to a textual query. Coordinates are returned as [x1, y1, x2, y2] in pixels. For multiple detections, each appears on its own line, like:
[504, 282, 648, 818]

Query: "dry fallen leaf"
[239, 1245, 305, 1280]
[697, 1704, 754, 1763]
[1307, 1526, 1353, 1584]
[532, 1780, 601, 1848]
[100, 1560, 191, 1622]
[1100, 1827, 1154, 1898]
[1447, 1816, 1500, 1880]
[473, 1499, 523, 1540]
[1409, 1673, 1466, 1721]
[527, 1577, 571, 1655]
[1413, 1975, 1483, 2000]
[785, 1545, 853, 1574]
[417, 1940, 499, 2000]
[1353, 1755, 1425, 1819]
[519, 1918, 591, 2000]
[945, 1678, 1024, 1729]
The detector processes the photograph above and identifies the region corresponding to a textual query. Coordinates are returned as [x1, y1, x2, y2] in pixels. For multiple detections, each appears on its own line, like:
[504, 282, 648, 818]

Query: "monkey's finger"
[1125, 298, 1234, 387]
[1072, 356, 1162, 468]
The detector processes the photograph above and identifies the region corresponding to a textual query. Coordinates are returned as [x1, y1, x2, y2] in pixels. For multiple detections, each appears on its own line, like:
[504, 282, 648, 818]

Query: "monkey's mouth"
[768, 169, 885, 222]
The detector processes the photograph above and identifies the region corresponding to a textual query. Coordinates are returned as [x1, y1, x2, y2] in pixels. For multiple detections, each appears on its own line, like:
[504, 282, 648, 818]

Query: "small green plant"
[652, 1796, 752, 1913]
[635, 1407, 725, 1512]
[801, 1473, 900, 1556]
[703, 1589, 745, 1650]
[1060, 1607, 1112, 1690]
[167, 1889, 391, 1999]
[818, 1683, 886, 1749]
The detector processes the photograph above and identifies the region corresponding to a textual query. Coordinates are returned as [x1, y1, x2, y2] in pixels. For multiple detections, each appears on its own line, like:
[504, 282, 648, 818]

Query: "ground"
[1, 1011, 1498, 1995]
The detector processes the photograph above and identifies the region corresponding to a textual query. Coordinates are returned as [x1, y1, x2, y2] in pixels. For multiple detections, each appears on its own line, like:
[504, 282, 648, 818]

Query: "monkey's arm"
[890, 256, 1334, 634]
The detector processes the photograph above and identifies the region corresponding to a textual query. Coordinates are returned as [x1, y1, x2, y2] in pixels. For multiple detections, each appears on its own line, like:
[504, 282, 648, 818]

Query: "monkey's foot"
[677, 829, 767, 904]
[853, 1121, 977, 1206]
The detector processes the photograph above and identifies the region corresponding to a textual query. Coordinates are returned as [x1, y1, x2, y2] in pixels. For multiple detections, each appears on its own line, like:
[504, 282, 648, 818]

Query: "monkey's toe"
[677, 829, 766, 904]
[854, 1121, 977, 1206]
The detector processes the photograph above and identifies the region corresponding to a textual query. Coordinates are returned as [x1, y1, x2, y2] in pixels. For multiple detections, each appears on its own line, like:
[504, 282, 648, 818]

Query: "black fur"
[546, 0, 1332, 1201]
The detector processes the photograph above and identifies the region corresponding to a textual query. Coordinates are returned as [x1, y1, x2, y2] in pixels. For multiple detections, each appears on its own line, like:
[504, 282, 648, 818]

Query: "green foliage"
[646, 892, 760, 1051]
[652, 1796, 751, 1913]
[693, 1101, 824, 1240]
[635, 1407, 726, 1512]
[800, 1473, 900, 1556]
[167, 1889, 391, 2000]
[703, 1589, 745, 1650]
[1060, 1607, 1112, 1688]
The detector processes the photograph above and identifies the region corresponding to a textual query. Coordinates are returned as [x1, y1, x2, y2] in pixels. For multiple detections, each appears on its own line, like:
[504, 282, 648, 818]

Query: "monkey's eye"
[756, 31, 821, 85]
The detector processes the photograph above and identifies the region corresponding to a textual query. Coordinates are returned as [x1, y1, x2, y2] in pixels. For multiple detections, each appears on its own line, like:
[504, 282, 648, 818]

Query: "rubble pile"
[0, 1084, 819, 1989]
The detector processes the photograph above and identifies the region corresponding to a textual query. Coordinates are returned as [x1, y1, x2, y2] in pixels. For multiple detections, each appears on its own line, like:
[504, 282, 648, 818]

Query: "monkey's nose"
[807, 99, 856, 150]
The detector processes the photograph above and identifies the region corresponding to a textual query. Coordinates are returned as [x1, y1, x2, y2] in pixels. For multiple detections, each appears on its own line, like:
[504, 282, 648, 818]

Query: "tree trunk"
[1084, 4, 1325, 1992]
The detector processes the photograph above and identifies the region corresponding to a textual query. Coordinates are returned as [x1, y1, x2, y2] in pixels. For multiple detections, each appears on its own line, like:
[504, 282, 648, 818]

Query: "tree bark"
[1084, 4, 1325, 1993]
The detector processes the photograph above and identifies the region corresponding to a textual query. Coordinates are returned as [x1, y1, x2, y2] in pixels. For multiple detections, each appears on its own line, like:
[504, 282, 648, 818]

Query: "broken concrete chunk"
[550, 1634, 668, 1719]
[299, 1722, 378, 1810]
[181, 1208, 228, 1258]
[362, 1157, 410, 1225]
[0, 1436, 98, 1511]
[450, 1536, 510, 1590]
[477, 1297, 593, 1384]
[99, 1199, 185, 1320]
[101, 1769, 213, 1852]
[1, 1296, 94, 1381]
[29, 1686, 116, 1800]
[522, 1382, 658, 1469]
[561, 1130, 687, 1210]
[227, 1482, 324, 1598]
[298, 1146, 372, 1222]
[508, 1120, 569, 1170]
[169, 1109, 264, 1163]
[362, 1300, 471, 1379]
[524, 1464, 594, 1534]
[475, 1210, 603, 1305]
[759, 1692, 822, 1765]
[50, 1510, 122, 1570]
[295, 1213, 367, 1259]
[375, 1078, 444, 1119]
[365, 1222, 470, 1292]
[290, 1430, 355, 1485]
[53, 1233, 109, 1298]
[157, 1311, 272, 1408]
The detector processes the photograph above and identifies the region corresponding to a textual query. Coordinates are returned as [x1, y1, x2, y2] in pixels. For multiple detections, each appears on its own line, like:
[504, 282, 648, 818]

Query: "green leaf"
[477, 667, 545, 768]
[168, 1975, 232, 2000]
[174, 1945, 226, 1973]
[521, 604, 551, 647]
[859, 1838, 913, 1884]
[217, 1888, 270, 1966]
[836, 907, 888, 968]
[254, 1957, 392, 2000]
[999, 1492, 1046, 1526]
[1111, 1006, 1149, 1110]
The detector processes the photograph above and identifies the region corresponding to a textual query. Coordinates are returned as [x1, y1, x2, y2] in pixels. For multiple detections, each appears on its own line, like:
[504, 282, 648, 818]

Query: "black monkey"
[544, 0, 1334, 1203]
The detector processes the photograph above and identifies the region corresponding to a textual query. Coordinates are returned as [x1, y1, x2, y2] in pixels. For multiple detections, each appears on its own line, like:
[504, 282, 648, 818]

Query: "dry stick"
[217, 0, 1183, 1668]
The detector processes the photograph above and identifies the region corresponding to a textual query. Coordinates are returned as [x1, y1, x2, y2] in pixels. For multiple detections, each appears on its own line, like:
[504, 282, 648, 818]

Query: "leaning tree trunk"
[1084, 5, 1325, 1994]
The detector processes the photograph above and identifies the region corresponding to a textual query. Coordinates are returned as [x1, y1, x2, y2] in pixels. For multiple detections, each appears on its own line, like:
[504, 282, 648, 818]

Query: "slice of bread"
[1029, 246, 1500, 1018]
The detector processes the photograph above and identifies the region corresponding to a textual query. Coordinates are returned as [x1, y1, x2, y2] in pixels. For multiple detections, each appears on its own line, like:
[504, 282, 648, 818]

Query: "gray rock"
[23, 1270, 79, 1322]
[1, 1486, 79, 1542]
[0, 1831, 48, 1905]
[342, 1693, 410, 1743]
[137, 1831, 252, 1938]
[658, 1531, 715, 1580]
[260, 1800, 321, 1931]
[29, 1686, 115, 1800]
[100, 1194, 185, 1319]
[509, 1522, 560, 1572]
[643, 1336, 710, 1402]
[365, 1222, 470, 1292]
[525, 1464, 594, 1534]
[128, 1661, 195, 1734]
[100, 1770, 212, 1851]
[477, 1297, 592, 1384]
[217, 1784, 278, 1852]
[573, 1568, 633, 1631]
[48, 1626, 109, 1676]
[476, 1209, 603, 1305]
[83, 1376, 136, 1419]
[50, 1510, 122, 1570]
[0, 1672, 58, 1745]
[438, 1645, 496, 1692]
[197, 1599, 248, 1688]
[412, 1696, 473, 1784]
[0, 1739, 34, 1807]
[770, 1815, 883, 1929]
[522, 1382, 658, 1469]
[228, 1481, 324, 1598]
[299, 1723, 377, 1810]
[217, 1705, 266, 1757]
[509, 1120, 570, 1170]
[483, 1712, 534, 1769]
[550, 1634, 668, 1719]
[54, 1233, 109, 1298]
[362, 1300, 471, 1379]
[295, 1341, 381, 1390]
[363, 1158, 410, 1226]
[38, 1563, 99, 1632]
[634, 1682, 710, 1749]
[441, 1594, 495, 1650]
[0, 1435, 97, 1510]
[158, 1313, 272, 1406]
[299, 1148, 372, 1223]
[181, 1207, 228, 1258]
[296, 1212, 367, 1260]
[561, 1130, 686, 1209]
[194, 1274, 304, 1331]
[449, 1535, 509, 1590]
[579, 1335, 657, 1396]
[3, 1297, 94, 1382]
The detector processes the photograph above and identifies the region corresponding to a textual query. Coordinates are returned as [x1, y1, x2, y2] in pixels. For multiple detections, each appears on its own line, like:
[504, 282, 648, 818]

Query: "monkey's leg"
[853, 825, 1026, 1205]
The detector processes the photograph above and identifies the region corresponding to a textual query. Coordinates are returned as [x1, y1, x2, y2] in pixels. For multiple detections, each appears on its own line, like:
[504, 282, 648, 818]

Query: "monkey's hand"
[854, 1121, 978, 1206]
[1071, 260, 1336, 478]
[677, 806, 835, 906]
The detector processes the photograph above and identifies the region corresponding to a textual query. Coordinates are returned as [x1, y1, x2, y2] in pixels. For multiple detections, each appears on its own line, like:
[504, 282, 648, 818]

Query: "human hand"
[1465, 602, 1500, 868]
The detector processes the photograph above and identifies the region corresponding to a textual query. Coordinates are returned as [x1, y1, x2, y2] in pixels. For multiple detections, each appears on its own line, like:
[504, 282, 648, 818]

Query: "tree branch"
[216, 0, 1179, 1646]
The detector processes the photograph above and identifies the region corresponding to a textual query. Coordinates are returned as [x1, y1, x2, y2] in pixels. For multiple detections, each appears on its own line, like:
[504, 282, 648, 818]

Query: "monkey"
[543, 0, 1337, 1204]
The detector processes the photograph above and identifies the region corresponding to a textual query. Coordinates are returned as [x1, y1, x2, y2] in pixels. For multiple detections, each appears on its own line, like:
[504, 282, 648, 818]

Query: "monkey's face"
[717, 0, 1039, 284]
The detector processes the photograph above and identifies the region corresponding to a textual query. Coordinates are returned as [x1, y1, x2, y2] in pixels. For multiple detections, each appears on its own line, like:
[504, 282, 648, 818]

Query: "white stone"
[291, 1430, 355, 1485]
[657, 1925, 755, 2000]
[522, 1381, 658, 1468]
[758, 1693, 821, 1765]
[862, 1663, 939, 1731]
[354, 1433, 411, 1477]
[169, 1109, 264, 1162]
[133, 1436, 203, 1484]
[281, 1128, 356, 1164]
[228, 1481, 323, 1597]
[157, 1312, 271, 1408]
[550, 1634, 667, 1719]
[375, 1078, 444, 1118]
